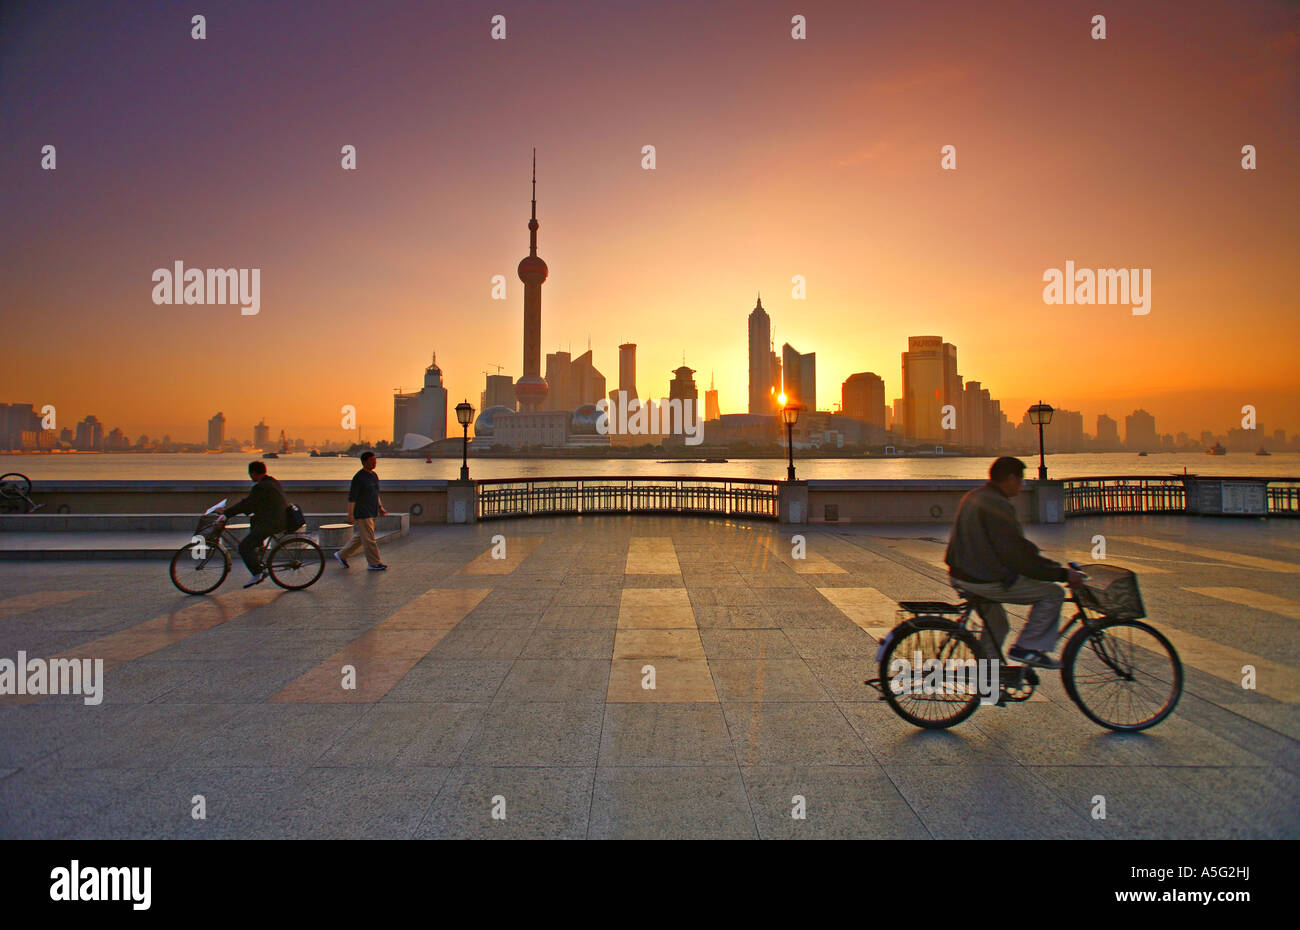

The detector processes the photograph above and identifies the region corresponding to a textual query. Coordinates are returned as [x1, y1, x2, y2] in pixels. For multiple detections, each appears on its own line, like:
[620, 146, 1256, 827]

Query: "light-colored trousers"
[340, 517, 381, 566]
[949, 575, 1065, 657]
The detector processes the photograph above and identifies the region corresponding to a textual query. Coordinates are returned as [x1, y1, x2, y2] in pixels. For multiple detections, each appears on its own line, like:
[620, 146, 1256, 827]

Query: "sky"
[2, 0, 1297, 443]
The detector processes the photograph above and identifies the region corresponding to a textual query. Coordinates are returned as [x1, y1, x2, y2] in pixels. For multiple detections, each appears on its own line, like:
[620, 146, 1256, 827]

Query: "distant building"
[618, 343, 638, 401]
[207, 412, 225, 450]
[253, 419, 270, 450]
[842, 372, 886, 430]
[748, 297, 775, 414]
[0, 404, 41, 451]
[484, 374, 515, 411]
[667, 365, 699, 438]
[1096, 414, 1120, 450]
[1125, 409, 1158, 451]
[705, 373, 720, 422]
[105, 427, 129, 451]
[902, 336, 959, 443]
[781, 343, 816, 412]
[393, 352, 449, 446]
[76, 415, 104, 451]
[544, 349, 606, 413]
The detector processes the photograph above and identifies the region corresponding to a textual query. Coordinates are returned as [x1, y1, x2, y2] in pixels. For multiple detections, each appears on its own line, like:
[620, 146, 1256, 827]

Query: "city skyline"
[2, 1, 1297, 443]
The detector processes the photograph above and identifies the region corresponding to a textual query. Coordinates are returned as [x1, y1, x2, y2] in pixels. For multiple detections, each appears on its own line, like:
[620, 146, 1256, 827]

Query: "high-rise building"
[1096, 414, 1120, 449]
[0, 404, 41, 451]
[545, 349, 606, 412]
[1052, 409, 1085, 452]
[76, 415, 104, 451]
[253, 419, 270, 450]
[901, 336, 960, 443]
[484, 374, 515, 411]
[667, 365, 698, 437]
[747, 297, 773, 414]
[207, 412, 225, 450]
[705, 373, 720, 421]
[393, 390, 419, 444]
[515, 151, 549, 411]
[781, 343, 816, 412]
[1125, 409, 1158, 451]
[618, 343, 638, 400]
[842, 373, 886, 429]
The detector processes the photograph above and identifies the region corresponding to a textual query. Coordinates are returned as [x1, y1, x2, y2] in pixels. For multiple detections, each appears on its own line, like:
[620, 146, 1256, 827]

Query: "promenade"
[1, 515, 1297, 839]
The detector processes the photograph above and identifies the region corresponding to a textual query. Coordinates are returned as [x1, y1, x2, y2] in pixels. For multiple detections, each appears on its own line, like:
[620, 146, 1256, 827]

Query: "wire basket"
[1075, 564, 1145, 620]
[193, 512, 225, 544]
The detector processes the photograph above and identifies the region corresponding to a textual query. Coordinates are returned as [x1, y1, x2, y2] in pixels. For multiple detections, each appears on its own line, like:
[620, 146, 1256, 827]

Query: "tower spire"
[528, 148, 538, 257]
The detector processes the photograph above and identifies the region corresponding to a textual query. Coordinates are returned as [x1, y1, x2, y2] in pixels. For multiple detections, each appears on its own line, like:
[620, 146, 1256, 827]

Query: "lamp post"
[1027, 401, 1054, 480]
[781, 398, 800, 481]
[455, 400, 474, 481]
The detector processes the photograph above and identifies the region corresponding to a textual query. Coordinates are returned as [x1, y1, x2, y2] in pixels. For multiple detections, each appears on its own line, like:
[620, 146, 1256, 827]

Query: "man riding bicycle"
[221, 460, 287, 588]
[944, 456, 1085, 669]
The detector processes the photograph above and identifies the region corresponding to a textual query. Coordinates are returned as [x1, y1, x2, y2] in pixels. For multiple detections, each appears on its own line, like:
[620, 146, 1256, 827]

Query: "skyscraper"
[1125, 409, 1158, 451]
[705, 373, 720, 421]
[781, 343, 816, 412]
[618, 343, 638, 401]
[545, 349, 606, 412]
[253, 419, 270, 450]
[207, 412, 225, 450]
[1096, 414, 1120, 449]
[668, 365, 698, 436]
[842, 372, 886, 429]
[747, 296, 774, 414]
[902, 336, 959, 443]
[515, 151, 549, 411]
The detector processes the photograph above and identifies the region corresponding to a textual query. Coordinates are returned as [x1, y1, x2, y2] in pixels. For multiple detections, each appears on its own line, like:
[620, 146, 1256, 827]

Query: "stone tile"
[589, 767, 756, 839]
[613, 629, 705, 660]
[382, 659, 513, 702]
[315, 702, 488, 766]
[741, 765, 931, 839]
[721, 703, 872, 766]
[699, 630, 798, 659]
[521, 630, 616, 660]
[493, 660, 610, 703]
[616, 606, 697, 629]
[710, 659, 832, 702]
[416, 765, 593, 839]
[460, 703, 604, 765]
[607, 659, 718, 702]
[598, 703, 736, 766]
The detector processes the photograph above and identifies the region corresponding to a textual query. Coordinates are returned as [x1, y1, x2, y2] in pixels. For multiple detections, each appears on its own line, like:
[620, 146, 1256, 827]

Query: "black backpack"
[284, 503, 306, 532]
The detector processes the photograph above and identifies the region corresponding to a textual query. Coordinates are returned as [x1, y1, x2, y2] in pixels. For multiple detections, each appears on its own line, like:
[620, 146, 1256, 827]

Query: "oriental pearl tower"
[514, 150, 549, 411]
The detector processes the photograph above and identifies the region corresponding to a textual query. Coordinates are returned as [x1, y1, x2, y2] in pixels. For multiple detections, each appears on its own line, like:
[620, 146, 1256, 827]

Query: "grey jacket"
[944, 482, 1067, 585]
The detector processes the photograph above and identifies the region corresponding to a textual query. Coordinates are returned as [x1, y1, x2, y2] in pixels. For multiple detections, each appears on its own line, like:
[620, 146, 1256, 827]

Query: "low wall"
[801, 479, 1063, 525]
[17, 480, 449, 525]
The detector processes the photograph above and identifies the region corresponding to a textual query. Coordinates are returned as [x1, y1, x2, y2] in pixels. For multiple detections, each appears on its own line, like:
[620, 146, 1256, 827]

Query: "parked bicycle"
[866, 563, 1182, 731]
[169, 501, 324, 595]
[0, 473, 43, 513]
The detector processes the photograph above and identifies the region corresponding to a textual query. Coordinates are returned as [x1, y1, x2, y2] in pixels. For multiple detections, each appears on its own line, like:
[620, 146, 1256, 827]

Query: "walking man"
[335, 451, 388, 571]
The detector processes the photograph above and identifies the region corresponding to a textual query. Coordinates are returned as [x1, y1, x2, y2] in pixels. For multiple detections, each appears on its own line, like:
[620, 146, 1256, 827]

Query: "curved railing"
[476, 476, 780, 520]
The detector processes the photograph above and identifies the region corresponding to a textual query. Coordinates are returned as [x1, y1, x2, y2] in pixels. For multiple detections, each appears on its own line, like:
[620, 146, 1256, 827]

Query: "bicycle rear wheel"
[268, 536, 325, 590]
[878, 618, 985, 729]
[170, 541, 231, 595]
[1061, 618, 1182, 731]
[0, 473, 31, 513]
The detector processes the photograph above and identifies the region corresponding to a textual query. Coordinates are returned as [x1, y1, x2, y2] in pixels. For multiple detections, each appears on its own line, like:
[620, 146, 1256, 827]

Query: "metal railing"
[476, 476, 780, 520]
[1063, 476, 1300, 517]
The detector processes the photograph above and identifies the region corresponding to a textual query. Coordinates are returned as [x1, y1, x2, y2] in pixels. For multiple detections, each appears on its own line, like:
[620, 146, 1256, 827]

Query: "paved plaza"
[1, 515, 1297, 839]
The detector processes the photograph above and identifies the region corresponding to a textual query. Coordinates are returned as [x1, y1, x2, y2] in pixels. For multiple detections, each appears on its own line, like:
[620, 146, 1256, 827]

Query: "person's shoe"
[1008, 646, 1061, 670]
[367, 563, 388, 572]
[332, 551, 349, 569]
[242, 571, 268, 588]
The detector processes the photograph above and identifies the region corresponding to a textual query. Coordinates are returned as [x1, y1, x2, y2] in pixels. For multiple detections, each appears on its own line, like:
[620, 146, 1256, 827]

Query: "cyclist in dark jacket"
[222, 460, 287, 586]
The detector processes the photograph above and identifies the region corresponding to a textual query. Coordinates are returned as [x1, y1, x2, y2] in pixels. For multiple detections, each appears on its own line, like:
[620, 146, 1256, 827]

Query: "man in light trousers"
[334, 450, 388, 572]
[944, 456, 1085, 669]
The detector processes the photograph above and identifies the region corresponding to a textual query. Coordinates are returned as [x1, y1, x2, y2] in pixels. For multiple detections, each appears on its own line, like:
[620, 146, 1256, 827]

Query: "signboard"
[1221, 481, 1266, 515]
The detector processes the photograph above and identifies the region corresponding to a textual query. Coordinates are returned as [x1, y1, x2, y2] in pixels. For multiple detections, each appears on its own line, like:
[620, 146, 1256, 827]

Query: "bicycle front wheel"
[170, 541, 231, 595]
[0, 473, 31, 513]
[878, 618, 985, 729]
[268, 536, 325, 590]
[1061, 618, 1182, 731]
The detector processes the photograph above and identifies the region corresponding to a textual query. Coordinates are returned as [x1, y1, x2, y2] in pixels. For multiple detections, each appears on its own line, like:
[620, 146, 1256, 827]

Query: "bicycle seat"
[897, 600, 967, 614]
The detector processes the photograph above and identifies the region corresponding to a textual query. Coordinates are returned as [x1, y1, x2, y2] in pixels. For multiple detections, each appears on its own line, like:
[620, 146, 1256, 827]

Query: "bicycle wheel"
[878, 618, 985, 729]
[1061, 618, 1182, 731]
[267, 536, 325, 590]
[170, 541, 231, 595]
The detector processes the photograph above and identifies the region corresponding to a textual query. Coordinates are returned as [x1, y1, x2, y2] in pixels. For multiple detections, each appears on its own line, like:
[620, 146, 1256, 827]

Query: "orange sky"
[2, 0, 1297, 442]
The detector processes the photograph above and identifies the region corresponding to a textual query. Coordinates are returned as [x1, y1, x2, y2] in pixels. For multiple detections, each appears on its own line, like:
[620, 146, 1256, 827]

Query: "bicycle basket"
[194, 512, 224, 543]
[1075, 564, 1145, 620]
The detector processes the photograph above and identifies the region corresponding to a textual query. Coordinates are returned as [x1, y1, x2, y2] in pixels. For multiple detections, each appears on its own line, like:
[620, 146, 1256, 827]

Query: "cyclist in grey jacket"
[944, 457, 1084, 668]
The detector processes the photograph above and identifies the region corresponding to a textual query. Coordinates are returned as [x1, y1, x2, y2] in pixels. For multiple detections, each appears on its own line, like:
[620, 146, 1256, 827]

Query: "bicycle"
[0, 473, 43, 513]
[866, 563, 1182, 732]
[169, 504, 325, 595]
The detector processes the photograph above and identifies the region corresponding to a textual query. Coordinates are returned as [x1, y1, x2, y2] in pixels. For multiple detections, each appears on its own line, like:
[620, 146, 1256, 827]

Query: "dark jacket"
[945, 482, 1067, 585]
[225, 475, 288, 535]
[348, 468, 381, 519]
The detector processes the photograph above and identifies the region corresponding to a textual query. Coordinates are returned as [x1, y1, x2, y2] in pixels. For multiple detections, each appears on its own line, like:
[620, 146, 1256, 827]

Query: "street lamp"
[455, 400, 475, 481]
[1027, 401, 1054, 480]
[781, 397, 800, 481]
